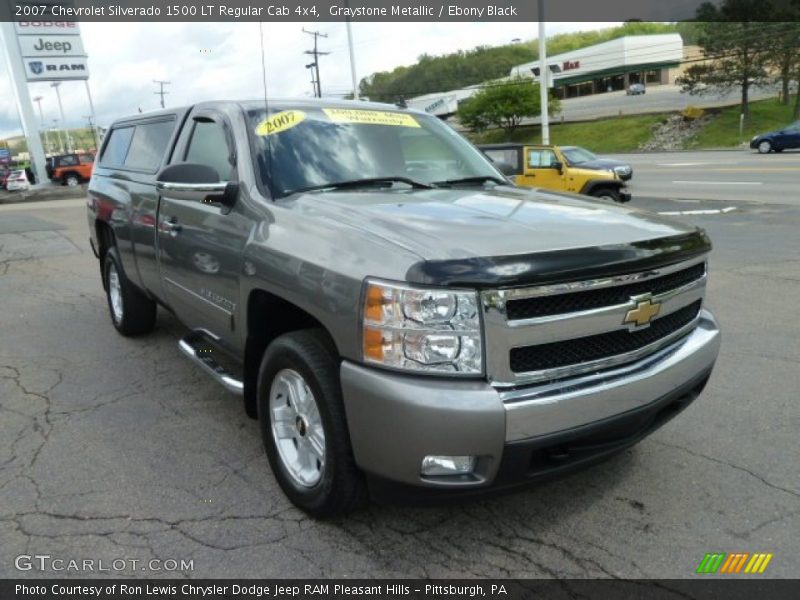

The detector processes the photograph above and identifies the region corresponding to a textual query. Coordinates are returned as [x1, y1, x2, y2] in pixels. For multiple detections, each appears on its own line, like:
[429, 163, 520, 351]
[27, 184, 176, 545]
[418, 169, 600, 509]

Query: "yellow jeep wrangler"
[479, 143, 631, 203]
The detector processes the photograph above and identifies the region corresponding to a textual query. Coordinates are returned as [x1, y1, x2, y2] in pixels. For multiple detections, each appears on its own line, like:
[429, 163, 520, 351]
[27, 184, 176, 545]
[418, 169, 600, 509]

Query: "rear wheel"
[257, 329, 366, 517]
[590, 187, 622, 202]
[103, 247, 157, 336]
[64, 173, 80, 186]
[757, 140, 772, 154]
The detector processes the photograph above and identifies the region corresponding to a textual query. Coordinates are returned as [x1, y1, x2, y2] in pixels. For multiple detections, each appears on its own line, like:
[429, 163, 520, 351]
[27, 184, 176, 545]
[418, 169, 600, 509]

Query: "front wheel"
[757, 140, 772, 154]
[590, 187, 622, 202]
[257, 329, 366, 518]
[64, 173, 80, 186]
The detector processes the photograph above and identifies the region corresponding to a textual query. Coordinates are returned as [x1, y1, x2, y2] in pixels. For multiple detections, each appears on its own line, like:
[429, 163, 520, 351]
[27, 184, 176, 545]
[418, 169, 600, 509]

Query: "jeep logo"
[32, 38, 73, 54]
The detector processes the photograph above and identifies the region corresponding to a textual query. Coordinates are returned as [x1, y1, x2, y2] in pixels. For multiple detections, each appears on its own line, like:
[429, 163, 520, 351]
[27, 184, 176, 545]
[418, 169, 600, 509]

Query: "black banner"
[3, 580, 800, 600]
[0, 0, 790, 23]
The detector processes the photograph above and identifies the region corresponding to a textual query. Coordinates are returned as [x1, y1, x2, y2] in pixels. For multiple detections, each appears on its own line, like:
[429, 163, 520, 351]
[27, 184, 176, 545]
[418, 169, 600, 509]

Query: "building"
[510, 34, 684, 98]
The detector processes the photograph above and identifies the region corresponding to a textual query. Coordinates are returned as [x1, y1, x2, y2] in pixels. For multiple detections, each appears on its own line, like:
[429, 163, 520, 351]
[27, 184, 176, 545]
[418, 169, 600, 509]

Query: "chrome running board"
[178, 330, 244, 395]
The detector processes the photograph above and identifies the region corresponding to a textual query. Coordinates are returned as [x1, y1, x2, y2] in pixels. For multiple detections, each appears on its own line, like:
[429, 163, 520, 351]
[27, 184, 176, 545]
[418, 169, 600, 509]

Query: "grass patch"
[467, 113, 668, 153]
[686, 97, 799, 148]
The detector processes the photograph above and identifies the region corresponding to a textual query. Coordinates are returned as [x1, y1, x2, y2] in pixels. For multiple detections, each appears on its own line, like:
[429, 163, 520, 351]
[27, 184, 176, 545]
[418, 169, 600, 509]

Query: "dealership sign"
[14, 21, 81, 35]
[0, 148, 10, 164]
[14, 20, 89, 81]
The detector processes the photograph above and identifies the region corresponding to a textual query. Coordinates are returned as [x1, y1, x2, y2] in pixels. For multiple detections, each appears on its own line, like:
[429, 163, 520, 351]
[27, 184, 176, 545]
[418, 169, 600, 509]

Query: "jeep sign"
[18, 35, 86, 58]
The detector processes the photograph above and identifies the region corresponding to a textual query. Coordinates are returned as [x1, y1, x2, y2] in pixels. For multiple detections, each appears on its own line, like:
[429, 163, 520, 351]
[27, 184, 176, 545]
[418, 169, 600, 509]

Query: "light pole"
[52, 119, 64, 154]
[33, 96, 51, 155]
[538, 0, 550, 144]
[51, 82, 73, 153]
[345, 15, 358, 100]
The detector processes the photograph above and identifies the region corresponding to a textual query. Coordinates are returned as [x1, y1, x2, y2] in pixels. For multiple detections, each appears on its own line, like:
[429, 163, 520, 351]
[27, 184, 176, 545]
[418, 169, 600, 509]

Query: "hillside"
[359, 22, 693, 103]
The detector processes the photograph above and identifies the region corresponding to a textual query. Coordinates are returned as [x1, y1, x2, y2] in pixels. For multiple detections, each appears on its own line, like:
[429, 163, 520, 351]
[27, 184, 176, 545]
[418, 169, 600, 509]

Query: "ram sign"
[24, 56, 89, 81]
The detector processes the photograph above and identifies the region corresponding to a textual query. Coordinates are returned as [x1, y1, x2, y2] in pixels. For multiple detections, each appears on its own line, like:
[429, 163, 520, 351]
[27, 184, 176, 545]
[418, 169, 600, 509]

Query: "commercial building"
[510, 34, 684, 98]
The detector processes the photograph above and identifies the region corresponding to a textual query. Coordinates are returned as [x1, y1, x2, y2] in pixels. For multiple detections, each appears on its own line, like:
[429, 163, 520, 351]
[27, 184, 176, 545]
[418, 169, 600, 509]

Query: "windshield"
[247, 106, 503, 197]
[561, 147, 597, 164]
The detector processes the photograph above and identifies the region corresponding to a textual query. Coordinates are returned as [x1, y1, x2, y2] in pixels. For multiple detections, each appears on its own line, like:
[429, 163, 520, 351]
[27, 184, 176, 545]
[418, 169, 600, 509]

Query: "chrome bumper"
[340, 309, 719, 488]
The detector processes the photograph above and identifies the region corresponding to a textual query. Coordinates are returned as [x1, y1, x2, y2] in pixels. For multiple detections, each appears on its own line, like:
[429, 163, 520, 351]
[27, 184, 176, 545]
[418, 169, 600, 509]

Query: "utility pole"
[83, 115, 98, 153]
[538, 0, 550, 144]
[51, 83, 73, 153]
[302, 28, 329, 98]
[305, 62, 318, 97]
[33, 96, 51, 155]
[153, 79, 170, 109]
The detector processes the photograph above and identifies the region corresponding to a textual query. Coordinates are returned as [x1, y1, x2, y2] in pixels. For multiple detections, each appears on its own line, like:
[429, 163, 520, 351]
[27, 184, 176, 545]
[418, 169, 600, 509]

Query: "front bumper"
[341, 309, 719, 493]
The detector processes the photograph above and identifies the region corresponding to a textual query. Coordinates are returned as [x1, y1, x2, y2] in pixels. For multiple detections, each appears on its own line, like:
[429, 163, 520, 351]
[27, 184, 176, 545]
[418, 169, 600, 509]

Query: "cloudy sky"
[0, 21, 615, 138]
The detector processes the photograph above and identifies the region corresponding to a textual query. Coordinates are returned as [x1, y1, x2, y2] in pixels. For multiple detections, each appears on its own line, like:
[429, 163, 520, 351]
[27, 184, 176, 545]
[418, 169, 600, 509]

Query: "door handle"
[162, 216, 182, 237]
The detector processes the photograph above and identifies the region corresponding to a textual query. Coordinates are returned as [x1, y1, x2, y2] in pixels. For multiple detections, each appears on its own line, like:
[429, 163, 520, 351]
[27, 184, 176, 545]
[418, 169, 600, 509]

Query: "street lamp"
[52, 119, 64, 154]
[32, 95, 51, 155]
[51, 82, 73, 153]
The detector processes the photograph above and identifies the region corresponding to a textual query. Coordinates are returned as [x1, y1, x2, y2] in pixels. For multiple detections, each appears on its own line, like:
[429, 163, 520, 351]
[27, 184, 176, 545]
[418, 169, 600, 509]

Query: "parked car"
[560, 145, 633, 180]
[479, 143, 631, 202]
[0, 167, 10, 189]
[627, 83, 646, 95]
[88, 99, 719, 516]
[750, 121, 800, 153]
[48, 152, 95, 186]
[5, 169, 30, 191]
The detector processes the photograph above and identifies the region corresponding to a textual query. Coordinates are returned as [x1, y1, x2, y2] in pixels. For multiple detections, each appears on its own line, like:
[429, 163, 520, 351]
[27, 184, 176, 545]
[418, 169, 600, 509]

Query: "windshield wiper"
[433, 175, 508, 187]
[289, 176, 434, 195]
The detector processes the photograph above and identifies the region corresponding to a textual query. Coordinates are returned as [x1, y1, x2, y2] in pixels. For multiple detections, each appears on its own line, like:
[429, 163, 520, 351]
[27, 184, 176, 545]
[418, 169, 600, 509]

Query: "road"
[611, 149, 800, 205]
[1, 171, 798, 578]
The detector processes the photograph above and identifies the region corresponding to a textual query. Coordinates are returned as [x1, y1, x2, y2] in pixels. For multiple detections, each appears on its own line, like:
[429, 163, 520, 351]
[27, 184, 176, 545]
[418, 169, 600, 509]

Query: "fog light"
[421, 455, 476, 476]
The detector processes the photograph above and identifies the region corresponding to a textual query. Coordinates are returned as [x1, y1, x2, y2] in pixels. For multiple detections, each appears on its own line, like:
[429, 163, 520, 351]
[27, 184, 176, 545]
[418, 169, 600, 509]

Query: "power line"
[302, 28, 330, 98]
[153, 80, 171, 109]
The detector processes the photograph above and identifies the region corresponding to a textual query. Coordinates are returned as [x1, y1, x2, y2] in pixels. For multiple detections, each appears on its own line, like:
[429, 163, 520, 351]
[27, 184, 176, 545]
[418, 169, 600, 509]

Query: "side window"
[60, 155, 78, 166]
[124, 120, 175, 171]
[100, 127, 134, 166]
[485, 149, 519, 171]
[80, 154, 94, 164]
[184, 120, 233, 181]
[527, 150, 557, 168]
[527, 150, 543, 168]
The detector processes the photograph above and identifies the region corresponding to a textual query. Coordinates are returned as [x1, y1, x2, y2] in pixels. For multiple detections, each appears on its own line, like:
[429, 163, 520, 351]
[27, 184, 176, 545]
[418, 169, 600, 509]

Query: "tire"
[757, 140, 772, 154]
[257, 329, 367, 518]
[64, 173, 80, 187]
[590, 187, 622, 202]
[103, 247, 157, 336]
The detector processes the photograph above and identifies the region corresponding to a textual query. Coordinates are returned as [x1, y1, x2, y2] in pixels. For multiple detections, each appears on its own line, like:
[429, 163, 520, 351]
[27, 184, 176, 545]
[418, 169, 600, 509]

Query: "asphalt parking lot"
[1, 155, 798, 579]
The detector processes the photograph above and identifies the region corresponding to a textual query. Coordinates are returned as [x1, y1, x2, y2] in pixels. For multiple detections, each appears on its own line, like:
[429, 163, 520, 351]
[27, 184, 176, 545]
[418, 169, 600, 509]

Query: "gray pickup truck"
[87, 99, 720, 517]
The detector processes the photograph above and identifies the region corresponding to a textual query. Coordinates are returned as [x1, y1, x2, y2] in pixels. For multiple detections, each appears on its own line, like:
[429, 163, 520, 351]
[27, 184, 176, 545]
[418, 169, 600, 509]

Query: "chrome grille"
[505, 262, 706, 320]
[509, 300, 701, 373]
[481, 257, 708, 387]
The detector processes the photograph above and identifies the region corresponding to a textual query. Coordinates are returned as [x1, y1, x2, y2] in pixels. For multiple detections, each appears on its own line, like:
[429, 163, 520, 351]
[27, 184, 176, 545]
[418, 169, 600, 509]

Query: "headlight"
[362, 280, 483, 375]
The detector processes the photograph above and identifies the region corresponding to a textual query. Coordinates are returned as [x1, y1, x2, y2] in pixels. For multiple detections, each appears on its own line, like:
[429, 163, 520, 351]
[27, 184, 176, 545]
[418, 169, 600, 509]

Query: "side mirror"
[156, 163, 238, 209]
[493, 160, 518, 177]
[552, 161, 564, 173]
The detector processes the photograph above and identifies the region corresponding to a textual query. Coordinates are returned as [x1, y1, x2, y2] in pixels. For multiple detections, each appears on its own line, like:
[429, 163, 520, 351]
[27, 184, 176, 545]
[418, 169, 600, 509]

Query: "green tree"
[457, 78, 560, 135]
[677, 1, 778, 123]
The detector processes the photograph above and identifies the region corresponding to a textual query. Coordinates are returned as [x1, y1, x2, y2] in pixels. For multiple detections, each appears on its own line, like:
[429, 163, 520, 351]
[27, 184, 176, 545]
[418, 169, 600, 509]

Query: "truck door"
[156, 111, 250, 345]
[519, 148, 565, 190]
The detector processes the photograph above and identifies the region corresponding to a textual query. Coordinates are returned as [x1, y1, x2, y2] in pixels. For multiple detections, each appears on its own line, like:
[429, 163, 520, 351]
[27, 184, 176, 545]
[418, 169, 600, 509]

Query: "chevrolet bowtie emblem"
[624, 296, 661, 327]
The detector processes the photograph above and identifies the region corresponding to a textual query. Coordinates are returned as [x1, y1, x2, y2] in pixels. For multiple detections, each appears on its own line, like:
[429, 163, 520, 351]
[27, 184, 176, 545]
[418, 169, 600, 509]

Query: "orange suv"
[48, 153, 95, 186]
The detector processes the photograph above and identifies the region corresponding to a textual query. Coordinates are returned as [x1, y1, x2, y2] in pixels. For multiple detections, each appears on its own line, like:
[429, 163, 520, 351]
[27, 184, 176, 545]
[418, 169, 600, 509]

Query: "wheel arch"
[242, 288, 339, 419]
[579, 179, 624, 196]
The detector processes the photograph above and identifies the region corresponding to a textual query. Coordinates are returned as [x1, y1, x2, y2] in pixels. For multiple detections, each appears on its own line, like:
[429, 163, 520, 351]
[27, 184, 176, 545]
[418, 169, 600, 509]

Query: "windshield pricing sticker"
[323, 108, 420, 128]
[255, 110, 306, 136]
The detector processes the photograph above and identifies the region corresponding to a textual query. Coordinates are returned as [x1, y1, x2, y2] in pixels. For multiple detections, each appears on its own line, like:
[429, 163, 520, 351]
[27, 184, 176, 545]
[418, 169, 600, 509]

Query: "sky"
[0, 21, 617, 139]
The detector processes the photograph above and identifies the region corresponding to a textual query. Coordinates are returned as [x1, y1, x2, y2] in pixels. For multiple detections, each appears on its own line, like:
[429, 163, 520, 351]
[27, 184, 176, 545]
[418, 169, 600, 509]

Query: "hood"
[279, 187, 706, 284]
[573, 158, 628, 171]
